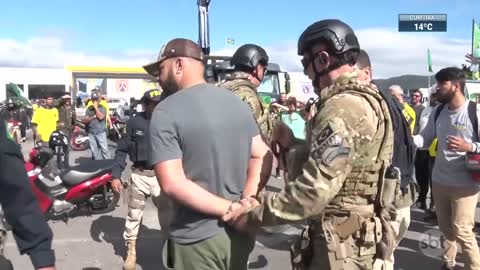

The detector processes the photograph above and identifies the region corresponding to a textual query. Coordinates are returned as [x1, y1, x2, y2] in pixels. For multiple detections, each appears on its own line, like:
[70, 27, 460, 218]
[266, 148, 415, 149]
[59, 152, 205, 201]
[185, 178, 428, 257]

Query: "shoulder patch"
[322, 147, 350, 165]
[315, 125, 334, 146]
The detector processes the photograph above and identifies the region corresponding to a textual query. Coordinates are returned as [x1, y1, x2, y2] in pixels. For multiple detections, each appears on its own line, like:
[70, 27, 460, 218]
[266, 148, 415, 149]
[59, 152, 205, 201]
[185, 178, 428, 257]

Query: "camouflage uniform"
[57, 105, 76, 135]
[218, 71, 273, 144]
[248, 72, 395, 270]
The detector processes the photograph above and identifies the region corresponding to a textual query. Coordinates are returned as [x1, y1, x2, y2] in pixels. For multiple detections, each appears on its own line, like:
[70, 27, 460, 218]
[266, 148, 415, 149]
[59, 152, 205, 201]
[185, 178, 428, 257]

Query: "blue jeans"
[88, 132, 109, 160]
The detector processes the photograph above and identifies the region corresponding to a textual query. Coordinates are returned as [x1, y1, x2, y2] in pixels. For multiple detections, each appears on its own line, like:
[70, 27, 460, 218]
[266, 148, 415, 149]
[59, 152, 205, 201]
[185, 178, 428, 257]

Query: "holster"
[375, 208, 396, 260]
[379, 166, 401, 209]
[316, 213, 382, 269]
[290, 224, 313, 270]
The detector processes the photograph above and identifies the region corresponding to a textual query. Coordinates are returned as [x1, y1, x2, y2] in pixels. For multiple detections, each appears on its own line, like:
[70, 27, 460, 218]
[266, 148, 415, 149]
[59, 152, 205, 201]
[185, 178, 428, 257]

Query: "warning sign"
[116, 80, 129, 92]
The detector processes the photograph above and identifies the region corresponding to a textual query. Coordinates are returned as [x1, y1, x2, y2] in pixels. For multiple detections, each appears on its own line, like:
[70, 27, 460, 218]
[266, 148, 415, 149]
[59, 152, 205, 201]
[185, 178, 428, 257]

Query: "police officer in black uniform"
[0, 120, 56, 270]
[110, 89, 171, 270]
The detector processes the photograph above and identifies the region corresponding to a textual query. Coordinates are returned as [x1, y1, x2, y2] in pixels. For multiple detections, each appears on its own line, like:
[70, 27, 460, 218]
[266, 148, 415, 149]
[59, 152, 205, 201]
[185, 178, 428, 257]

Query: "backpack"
[433, 101, 479, 138]
[379, 91, 416, 187]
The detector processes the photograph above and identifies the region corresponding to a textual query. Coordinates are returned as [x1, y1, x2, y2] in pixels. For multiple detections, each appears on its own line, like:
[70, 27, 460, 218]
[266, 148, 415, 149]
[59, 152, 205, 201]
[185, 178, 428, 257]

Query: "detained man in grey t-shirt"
[413, 67, 480, 270]
[143, 38, 272, 270]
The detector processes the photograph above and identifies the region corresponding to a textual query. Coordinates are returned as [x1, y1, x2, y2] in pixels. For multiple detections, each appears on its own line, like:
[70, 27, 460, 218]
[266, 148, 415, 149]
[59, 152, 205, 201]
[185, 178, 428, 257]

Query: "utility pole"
[197, 0, 211, 56]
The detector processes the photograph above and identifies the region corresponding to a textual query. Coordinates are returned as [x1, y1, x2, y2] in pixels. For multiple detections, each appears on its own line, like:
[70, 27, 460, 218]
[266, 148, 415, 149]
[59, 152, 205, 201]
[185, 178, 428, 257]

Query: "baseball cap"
[91, 91, 100, 100]
[141, 89, 162, 103]
[143, 38, 204, 77]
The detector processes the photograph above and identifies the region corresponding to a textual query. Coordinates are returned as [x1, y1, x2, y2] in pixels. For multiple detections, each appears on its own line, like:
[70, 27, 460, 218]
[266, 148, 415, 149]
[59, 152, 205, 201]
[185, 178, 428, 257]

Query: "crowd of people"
[2, 17, 480, 270]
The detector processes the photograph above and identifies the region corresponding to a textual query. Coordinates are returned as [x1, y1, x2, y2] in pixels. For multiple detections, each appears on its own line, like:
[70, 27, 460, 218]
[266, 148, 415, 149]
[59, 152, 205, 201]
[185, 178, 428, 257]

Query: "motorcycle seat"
[60, 159, 116, 187]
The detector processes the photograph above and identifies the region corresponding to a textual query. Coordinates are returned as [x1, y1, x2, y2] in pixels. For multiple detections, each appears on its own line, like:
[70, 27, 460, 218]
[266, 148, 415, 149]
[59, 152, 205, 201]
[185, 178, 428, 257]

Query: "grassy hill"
[374, 75, 436, 91]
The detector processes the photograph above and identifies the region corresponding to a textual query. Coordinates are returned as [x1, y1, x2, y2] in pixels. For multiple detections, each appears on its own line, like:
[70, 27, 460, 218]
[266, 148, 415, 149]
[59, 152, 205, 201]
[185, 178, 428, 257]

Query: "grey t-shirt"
[414, 101, 480, 188]
[85, 105, 107, 134]
[149, 83, 259, 244]
[413, 104, 425, 135]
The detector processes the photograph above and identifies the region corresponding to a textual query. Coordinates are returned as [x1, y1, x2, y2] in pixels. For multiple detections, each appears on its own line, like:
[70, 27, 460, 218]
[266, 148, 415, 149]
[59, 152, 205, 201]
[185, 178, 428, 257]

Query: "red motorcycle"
[25, 144, 120, 217]
[70, 120, 89, 151]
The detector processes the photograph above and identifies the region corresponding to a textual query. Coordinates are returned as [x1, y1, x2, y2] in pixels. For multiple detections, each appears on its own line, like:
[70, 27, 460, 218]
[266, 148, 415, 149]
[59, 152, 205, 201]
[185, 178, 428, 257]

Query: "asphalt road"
[4, 136, 480, 269]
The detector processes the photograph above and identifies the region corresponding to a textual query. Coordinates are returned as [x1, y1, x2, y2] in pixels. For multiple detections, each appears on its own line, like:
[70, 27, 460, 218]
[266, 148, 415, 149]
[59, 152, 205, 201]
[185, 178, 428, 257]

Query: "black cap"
[90, 91, 100, 100]
[141, 89, 162, 103]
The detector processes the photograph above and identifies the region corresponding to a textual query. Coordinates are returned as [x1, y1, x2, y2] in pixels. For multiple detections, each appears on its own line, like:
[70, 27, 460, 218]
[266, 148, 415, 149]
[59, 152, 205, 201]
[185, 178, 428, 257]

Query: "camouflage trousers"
[123, 170, 173, 241]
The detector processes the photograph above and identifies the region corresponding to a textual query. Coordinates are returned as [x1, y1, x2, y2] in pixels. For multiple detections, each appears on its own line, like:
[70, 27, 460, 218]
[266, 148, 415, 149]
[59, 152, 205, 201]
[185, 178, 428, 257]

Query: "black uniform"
[0, 121, 55, 268]
[112, 112, 152, 180]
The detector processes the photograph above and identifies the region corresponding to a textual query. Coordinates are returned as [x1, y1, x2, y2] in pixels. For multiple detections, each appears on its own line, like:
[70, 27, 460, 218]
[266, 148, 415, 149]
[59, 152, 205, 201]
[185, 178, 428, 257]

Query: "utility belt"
[290, 211, 383, 270]
[132, 162, 155, 177]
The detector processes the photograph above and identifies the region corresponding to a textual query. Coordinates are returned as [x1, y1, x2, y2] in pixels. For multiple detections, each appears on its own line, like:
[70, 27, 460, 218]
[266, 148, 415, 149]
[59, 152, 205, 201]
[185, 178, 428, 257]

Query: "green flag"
[473, 21, 480, 57]
[6, 83, 31, 106]
[427, 49, 433, 72]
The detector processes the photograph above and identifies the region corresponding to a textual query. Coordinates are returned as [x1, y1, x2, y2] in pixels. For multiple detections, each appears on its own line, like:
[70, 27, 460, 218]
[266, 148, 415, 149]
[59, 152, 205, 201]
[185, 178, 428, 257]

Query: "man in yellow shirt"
[31, 96, 59, 143]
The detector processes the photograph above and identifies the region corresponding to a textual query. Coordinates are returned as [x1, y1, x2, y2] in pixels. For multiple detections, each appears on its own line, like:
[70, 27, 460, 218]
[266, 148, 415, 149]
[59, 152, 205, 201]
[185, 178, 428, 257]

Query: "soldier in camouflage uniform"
[217, 44, 273, 144]
[224, 19, 396, 270]
[56, 94, 76, 169]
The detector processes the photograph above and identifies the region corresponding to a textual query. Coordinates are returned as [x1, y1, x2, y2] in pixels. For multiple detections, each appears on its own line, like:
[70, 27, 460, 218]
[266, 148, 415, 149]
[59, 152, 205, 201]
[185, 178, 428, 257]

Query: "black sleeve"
[0, 131, 55, 268]
[111, 118, 132, 180]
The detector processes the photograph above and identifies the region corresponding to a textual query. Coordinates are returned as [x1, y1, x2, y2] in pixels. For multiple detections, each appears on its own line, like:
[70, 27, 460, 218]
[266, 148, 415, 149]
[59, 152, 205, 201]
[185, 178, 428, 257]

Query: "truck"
[197, 0, 290, 104]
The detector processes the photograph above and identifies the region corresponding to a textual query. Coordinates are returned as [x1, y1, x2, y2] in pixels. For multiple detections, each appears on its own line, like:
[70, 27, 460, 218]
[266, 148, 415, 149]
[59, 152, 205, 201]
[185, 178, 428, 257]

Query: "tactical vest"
[218, 78, 273, 144]
[312, 79, 394, 206]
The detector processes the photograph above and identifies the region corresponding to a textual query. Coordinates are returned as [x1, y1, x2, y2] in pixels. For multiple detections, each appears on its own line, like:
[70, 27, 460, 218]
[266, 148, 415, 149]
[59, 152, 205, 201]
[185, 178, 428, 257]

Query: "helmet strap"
[309, 49, 343, 94]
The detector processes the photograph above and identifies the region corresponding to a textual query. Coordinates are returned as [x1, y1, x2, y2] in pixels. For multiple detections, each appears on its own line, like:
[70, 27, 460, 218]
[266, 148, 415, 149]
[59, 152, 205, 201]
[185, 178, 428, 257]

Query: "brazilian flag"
[258, 94, 272, 109]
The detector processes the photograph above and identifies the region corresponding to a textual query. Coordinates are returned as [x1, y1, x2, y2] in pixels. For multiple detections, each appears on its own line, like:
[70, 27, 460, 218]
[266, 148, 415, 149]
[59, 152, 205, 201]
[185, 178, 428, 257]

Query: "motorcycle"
[25, 144, 120, 218]
[70, 121, 89, 151]
[108, 115, 126, 142]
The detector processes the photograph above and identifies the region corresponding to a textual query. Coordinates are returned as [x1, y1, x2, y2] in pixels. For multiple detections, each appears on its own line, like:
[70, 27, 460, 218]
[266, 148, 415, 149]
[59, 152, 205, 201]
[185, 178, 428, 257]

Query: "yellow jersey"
[32, 107, 59, 142]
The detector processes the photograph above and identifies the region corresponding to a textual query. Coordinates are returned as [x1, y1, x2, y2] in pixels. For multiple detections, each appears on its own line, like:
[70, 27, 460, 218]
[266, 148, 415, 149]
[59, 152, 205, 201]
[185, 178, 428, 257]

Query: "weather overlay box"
[398, 14, 447, 32]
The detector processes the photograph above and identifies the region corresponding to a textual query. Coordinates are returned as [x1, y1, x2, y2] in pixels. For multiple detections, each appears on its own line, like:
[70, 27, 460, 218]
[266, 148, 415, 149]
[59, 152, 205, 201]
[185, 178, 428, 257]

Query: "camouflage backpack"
[217, 78, 273, 144]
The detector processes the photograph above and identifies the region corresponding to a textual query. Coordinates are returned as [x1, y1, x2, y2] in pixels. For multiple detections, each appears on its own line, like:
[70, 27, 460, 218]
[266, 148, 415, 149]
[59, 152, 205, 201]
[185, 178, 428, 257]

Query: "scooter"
[25, 144, 120, 218]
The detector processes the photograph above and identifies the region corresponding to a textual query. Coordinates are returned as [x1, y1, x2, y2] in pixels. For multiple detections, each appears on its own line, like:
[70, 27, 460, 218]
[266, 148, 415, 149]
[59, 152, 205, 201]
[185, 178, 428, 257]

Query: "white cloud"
[213, 28, 472, 79]
[0, 37, 155, 68]
[0, 28, 473, 79]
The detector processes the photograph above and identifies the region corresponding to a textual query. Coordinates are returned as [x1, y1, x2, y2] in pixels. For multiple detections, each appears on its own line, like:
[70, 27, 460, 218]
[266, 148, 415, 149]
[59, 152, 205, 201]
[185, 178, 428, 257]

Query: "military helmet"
[230, 44, 269, 70]
[297, 19, 360, 55]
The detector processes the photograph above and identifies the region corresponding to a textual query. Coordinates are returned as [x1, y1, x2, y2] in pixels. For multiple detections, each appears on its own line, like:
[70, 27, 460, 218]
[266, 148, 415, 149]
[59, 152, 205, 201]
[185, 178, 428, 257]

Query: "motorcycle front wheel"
[89, 184, 120, 215]
[70, 130, 89, 151]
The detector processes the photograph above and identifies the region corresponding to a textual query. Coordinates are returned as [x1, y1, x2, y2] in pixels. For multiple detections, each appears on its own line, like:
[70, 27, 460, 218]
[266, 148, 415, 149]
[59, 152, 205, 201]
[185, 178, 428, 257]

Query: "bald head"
[388, 85, 405, 103]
